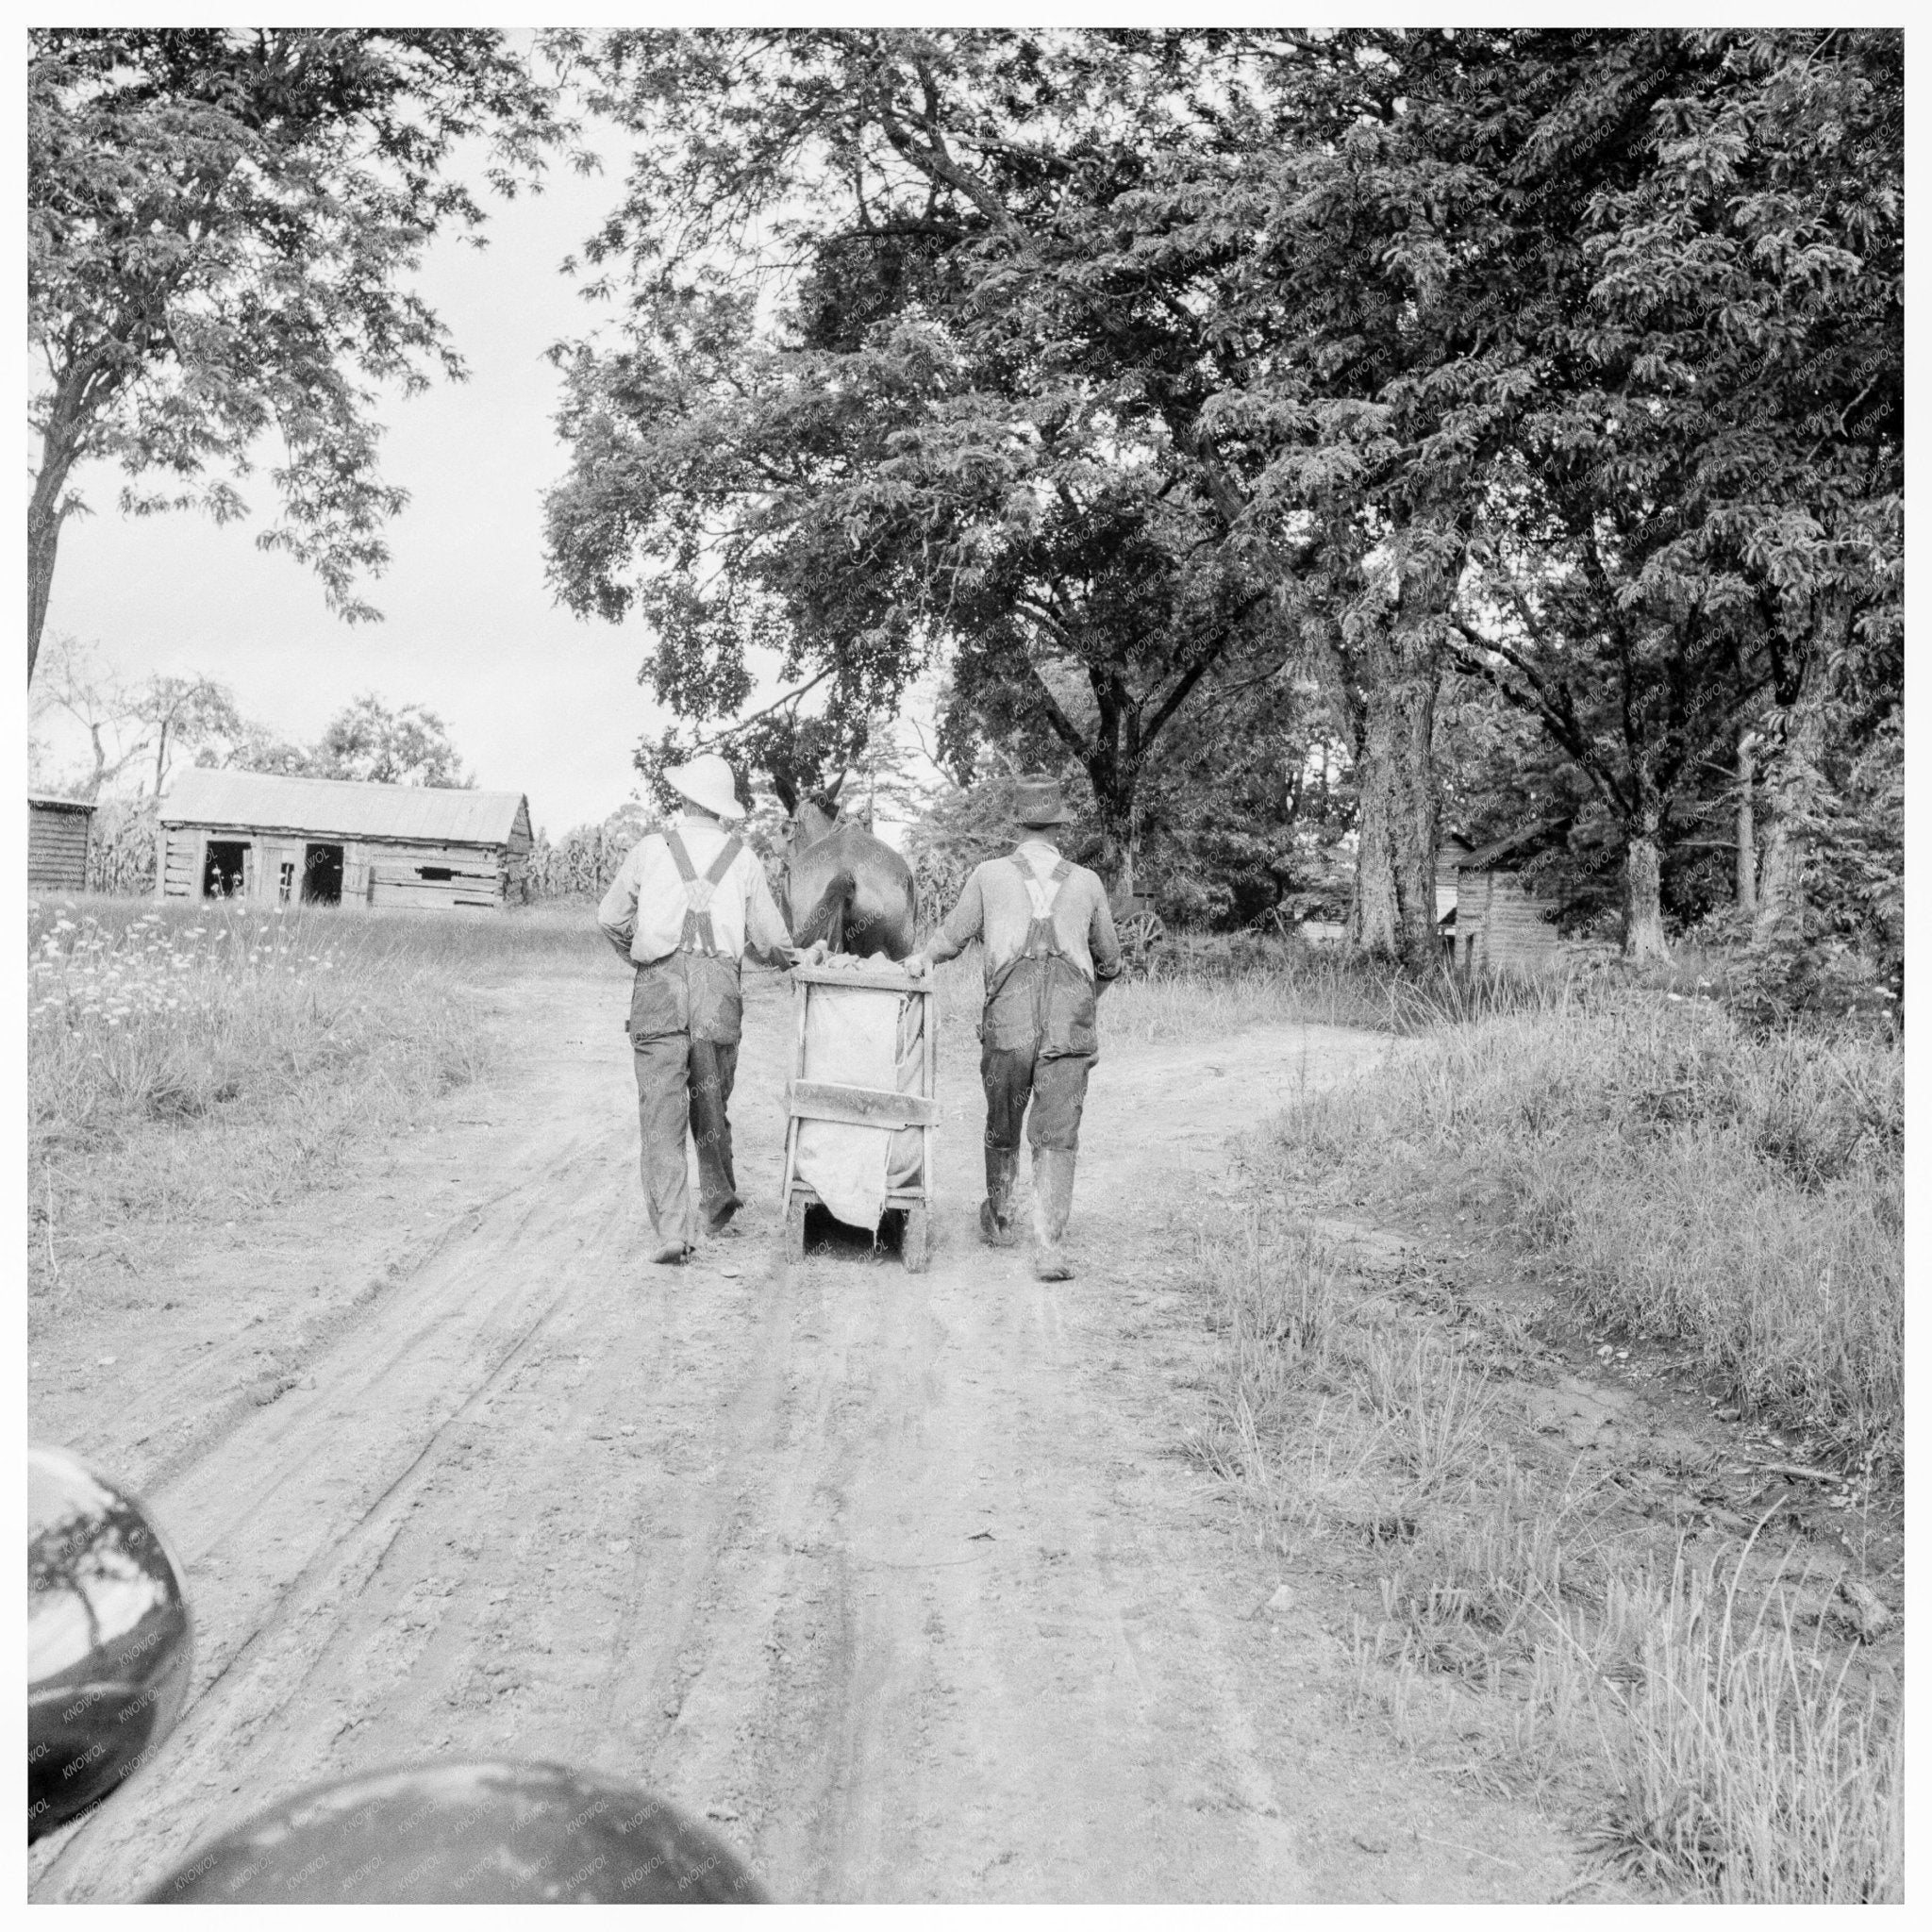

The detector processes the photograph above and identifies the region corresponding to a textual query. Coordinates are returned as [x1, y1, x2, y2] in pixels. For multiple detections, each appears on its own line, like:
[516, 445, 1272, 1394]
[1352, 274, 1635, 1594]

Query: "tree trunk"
[1089, 777, 1134, 892]
[27, 387, 93, 687]
[1348, 612, 1441, 973]
[87, 721, 109, 805]
[27, 471, 68, 688]
[1082, 706, 1138, 895]
[1623, 817, 1670, 962]
[1735, 728, 1757, 914]
[1754, 678, 1828, 950]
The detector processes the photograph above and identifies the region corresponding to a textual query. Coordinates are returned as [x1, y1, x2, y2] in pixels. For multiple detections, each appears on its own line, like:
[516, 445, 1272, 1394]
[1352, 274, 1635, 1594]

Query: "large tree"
[544, 29, 1313, 886]
[548, 27, 1900, 975]
[313, 693, 470, 787]
[139, 674, 243, 798]
[1440, 29, 1901, 959]
[27, 634, 152, 800]
[26, 28, 565, 682]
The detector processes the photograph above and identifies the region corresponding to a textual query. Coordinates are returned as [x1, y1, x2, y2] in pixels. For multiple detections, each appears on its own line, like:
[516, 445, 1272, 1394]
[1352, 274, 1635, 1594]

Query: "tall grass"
[25, 895, 605, 1283]
[1586, 1543, 1903, 1901]
[1274, 993, 1903, 1469]
[1184, 1197, 1902, 1901]
[928, 934, 1572, 1045]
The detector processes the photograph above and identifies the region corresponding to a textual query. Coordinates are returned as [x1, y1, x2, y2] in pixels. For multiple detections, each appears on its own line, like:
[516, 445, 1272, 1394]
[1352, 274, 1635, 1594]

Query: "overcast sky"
[39, 126, 669, 839]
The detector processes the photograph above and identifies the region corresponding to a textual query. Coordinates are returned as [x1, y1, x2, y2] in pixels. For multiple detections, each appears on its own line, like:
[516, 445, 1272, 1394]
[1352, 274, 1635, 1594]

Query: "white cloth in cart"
[795, 985, 926, 1231]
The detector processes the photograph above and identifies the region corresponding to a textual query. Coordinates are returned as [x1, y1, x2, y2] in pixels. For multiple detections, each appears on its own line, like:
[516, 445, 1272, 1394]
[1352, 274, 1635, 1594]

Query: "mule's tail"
[796, 869, 857, 955]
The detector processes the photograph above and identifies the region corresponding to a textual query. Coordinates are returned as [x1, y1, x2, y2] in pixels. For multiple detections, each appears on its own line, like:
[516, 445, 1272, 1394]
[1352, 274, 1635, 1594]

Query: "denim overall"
[976, 851, 1099, 1258]
[980, 855, 1099, 1061]
[627, 830, 747, 1244]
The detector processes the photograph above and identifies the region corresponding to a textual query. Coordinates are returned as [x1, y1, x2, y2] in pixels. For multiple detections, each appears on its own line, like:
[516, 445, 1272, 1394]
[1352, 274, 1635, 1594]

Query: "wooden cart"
[778, 963, 939, 1272]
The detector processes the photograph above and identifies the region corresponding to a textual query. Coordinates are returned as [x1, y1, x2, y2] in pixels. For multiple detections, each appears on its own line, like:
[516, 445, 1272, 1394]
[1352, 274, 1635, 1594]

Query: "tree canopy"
[45, 26, 1890, 990]
[311, 693, 471, 787]
[543, 29, 1320, 883]
[542, 26, 1899, 984]
[27, 27, 569, 682]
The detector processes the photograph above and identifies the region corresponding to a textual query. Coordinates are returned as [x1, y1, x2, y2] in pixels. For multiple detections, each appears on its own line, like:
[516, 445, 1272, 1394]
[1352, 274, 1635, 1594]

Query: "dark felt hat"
[1012, 773, 1073, 826]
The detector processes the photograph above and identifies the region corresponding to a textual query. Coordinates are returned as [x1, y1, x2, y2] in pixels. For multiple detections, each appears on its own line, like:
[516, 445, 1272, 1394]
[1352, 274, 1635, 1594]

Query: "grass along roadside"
[1268, 991, 1903, 1473]
[1180, 1200, 1902, 1902]
[26, 896, 610, 1293]
[925, 935, 1568, 1046]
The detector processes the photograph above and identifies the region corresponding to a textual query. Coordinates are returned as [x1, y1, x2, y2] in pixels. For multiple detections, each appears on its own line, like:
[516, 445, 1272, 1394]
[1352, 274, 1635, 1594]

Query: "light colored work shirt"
[596, 814, 793, 968]
[924, 840, 1124, 986]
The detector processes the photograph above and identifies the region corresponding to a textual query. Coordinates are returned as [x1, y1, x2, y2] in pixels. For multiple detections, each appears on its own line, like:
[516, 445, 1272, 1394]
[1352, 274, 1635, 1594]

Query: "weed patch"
[25, 896, 608, 1291]
[1182, 1187, 1903, 1901]
[932, 935, 1577, 1047]
[1271, 994, 1902, 1469]
[1582, 1543, 1903, 1901]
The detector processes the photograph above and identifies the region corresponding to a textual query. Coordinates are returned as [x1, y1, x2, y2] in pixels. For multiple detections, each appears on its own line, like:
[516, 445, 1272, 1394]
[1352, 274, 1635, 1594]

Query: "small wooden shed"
[27, 794, 96, 893]
[157, 769, 533, 910]
[1447, 824, 1567, 971]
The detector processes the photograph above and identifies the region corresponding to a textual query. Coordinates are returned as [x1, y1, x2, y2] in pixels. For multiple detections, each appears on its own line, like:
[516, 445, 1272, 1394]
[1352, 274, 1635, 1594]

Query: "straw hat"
[1012, 773, 1073, 827]
[665, 753, 745, 822]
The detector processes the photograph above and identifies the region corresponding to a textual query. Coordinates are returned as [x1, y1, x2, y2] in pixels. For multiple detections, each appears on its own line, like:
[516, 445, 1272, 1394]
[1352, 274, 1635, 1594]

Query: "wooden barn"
[27, 794, 96, 893]
[156, 769, 533, 911]
[1444, 824, 1567, 971]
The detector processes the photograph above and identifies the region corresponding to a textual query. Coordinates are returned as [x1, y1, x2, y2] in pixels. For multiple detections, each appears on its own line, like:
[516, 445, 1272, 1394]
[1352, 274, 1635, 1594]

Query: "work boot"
[649, 1207, 695, 1265]
[979, 1144, 1021, 1247]
[1031, 1148, 1076, 1281]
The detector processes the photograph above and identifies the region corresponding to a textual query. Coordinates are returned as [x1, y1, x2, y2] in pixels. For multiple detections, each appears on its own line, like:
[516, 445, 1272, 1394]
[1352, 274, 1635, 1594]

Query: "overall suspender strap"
[977, 850, 1098, 1060]
[663, 831, 743, 957]
[1010, 852, 1072, 924]
[984, 853, 1082, 1010]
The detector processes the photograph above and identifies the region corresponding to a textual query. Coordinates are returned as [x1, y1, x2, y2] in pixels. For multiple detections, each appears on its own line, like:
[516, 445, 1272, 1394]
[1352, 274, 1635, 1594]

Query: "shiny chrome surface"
[28, 1445, 192, 1842]
[147, 1759, 769, 1903]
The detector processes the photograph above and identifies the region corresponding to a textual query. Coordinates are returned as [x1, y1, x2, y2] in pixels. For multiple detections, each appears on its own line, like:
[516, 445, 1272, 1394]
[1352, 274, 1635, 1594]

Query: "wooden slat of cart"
[786, 1080, 937, 1129]
[788, 963, 924, 993]
[785, 1185, 929, 1210]
[777, 974, 808, 1222]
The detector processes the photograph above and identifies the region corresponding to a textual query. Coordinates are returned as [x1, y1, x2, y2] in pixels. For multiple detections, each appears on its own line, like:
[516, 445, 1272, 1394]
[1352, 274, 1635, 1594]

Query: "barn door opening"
[302, 843, 344, 906]
[202, 841, 247, 898]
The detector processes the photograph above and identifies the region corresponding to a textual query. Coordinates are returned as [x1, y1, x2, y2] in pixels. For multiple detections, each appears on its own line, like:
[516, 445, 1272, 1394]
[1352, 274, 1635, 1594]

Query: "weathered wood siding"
[27, 803, 92, 892]
[366, 841, 507, 909]
[1459, 868, 1560, 971]
[158, 822, 513, 909]
[159, 827, 205, 899]
[502, 797, 533, 906]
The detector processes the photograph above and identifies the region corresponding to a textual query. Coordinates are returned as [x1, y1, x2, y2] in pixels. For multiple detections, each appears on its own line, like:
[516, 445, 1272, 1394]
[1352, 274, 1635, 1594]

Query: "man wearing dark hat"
[598, 753, 821, 1264]
[904, 774, 1122, 1280]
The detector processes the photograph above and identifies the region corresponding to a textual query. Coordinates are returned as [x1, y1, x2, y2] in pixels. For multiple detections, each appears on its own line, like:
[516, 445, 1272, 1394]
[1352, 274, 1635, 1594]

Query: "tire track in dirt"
[34, 1128, 635, 1896]
[32, 973, 1574, 1904]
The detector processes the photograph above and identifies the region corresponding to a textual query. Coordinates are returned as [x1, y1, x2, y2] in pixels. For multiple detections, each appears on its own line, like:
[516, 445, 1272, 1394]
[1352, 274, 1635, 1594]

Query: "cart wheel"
[784, 1195, 808, 1265]
[1119, 908, 1166, 973]
[901, 1207, 931, 1274]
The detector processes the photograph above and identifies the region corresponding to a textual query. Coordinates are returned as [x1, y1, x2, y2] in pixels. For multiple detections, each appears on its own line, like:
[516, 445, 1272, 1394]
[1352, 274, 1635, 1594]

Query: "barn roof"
[1457, 817, 1572, 872]
[28, 793, 97, 815]
[159, 768, 529, 845]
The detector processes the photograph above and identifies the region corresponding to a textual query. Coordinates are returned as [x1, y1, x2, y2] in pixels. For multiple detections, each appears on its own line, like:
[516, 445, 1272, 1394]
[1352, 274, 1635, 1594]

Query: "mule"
[775, 779, 917, 961]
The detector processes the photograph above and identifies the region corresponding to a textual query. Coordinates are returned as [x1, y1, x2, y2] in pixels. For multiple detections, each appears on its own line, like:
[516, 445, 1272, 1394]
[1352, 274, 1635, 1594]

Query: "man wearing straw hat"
[903, 773, 1122, 1280]
[598, 753, 819, 1264]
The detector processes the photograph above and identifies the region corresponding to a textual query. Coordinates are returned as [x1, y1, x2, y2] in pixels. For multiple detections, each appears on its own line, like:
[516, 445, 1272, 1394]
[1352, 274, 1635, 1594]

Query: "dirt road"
[29, 964, 1579, 1903]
